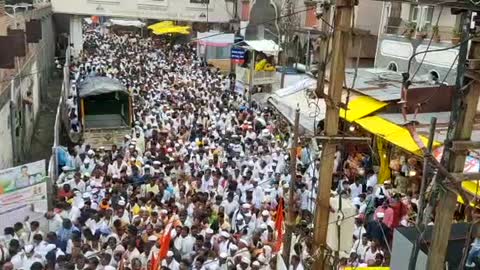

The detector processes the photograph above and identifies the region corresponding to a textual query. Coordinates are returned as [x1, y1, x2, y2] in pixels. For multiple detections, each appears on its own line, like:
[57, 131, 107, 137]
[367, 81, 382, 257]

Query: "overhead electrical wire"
[409, 6, 444, 82]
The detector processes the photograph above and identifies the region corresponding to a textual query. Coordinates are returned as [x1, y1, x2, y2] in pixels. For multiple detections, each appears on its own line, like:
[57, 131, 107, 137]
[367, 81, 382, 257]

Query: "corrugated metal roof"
[344, 68, 440, 101]
[379, 112, 451, 125]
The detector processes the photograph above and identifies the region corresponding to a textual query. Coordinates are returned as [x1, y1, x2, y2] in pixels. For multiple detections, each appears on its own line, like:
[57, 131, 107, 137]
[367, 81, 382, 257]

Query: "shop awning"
[243, 40, 280, 55]
[147, 21, 190, 35]
[339, 96, 387, 122]
[152, 26, 190, 35]
[109, 19, 145, 28]
[354, 116, 441, 155]
[148, 21, 174, 31]
[196, 31, 235, 47]
[459, 180, 480, 205]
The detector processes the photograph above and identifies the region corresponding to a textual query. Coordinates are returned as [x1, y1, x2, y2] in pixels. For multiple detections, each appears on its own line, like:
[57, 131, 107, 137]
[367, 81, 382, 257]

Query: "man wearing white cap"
[238, 256, 251, 270]
[161, 250, 180, 270]
[11, 244, 42, 270]
[233, 238, 251, 263]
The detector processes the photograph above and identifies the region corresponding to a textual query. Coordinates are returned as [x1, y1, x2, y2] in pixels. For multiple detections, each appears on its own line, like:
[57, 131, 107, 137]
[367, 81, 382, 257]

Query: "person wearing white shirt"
[68, 173, 86, 193]
[201, 170, 214, 193]
[45, 211, 63, 233]
[221, 193, 239, 218]
[349, 180, 363, 200]
[366, 170, 378, 188]
[300, 186, 311, 211]
[108, 157, 128, 179]
[363, 241, 383, 264]
[162, 251, 180, 270]
[289, 255, 305, 270]
[61, 204, 81, 224]
[11, 245, 42, 270]
[173, 227, 195, 258]
[251, 181, 264, 209]
[351, 235, 370, 261]
[374, 182, 391, 202]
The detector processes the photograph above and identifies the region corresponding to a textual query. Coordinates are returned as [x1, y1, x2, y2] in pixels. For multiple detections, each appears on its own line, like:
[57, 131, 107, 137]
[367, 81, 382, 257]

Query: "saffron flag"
[275, 198, 284, 252]
[158, 223, 174, 262]
[150, 254, 159, 270]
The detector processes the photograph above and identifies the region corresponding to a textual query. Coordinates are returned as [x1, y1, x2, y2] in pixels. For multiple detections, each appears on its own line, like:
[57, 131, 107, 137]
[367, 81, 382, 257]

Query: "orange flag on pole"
[158, 223, 174, 262]
[150, 254, 159, 270]
[274, 198, 284, 253]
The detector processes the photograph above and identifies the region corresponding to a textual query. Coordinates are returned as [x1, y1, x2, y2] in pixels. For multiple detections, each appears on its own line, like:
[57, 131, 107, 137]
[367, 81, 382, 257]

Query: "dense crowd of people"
[0, 23, 439, 270]
[2, 25, 312, 270]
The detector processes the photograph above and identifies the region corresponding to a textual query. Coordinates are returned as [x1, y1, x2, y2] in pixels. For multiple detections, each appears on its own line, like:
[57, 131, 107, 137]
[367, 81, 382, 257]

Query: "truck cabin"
[78, 77, 132, 130]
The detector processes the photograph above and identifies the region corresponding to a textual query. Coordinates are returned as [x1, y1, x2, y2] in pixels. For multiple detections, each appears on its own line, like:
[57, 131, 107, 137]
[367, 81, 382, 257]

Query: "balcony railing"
[383, 24, 456, 43]
[236, 66, 277, 85]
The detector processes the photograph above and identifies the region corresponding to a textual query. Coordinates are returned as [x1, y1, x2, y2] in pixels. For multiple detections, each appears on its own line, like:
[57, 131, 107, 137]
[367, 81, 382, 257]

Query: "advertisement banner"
[433, 146, 480, 173]
[0, 160, 48, 229]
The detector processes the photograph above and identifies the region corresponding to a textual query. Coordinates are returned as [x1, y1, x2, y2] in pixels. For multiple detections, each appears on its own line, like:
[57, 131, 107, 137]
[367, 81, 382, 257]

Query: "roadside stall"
[234, 40, 280, 98]
[346, 115, 441, 188]
[196, 31, 235, 72]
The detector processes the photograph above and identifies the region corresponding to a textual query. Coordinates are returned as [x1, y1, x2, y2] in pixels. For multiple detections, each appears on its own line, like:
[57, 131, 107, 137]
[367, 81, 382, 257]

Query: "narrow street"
[25, 78, 62, 163]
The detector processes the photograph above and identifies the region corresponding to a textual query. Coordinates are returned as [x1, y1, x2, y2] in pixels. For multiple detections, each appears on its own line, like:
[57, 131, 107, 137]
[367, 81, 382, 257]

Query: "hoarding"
[0, 160, 48, 229]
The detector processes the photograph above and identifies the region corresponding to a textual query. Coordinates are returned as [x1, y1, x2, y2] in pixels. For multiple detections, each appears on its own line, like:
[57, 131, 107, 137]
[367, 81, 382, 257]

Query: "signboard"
[0, 160, 48, 229]
[231, 47, 246, 64]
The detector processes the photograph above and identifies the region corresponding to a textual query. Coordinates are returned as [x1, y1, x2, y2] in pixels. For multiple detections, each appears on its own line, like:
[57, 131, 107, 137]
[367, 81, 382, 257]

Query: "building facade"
[375, 1, 460, 84]
[0, 2, 56, 169]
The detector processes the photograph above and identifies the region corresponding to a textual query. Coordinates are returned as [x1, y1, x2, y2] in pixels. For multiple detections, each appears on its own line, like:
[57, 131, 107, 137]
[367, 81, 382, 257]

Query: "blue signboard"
[231, 47, 246, 64]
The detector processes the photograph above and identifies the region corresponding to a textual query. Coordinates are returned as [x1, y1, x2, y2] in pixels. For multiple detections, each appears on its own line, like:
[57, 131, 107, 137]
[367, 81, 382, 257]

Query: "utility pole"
[315, 0, 331, 98]
[427, 11, 480, 270]
[283, 108, 300, 265]
[407, 117, 436, 270]
[312, 0, 355, 269]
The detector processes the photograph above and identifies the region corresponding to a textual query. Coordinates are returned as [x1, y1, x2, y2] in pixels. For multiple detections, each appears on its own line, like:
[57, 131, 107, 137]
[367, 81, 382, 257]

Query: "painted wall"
[0, 10, 56, 169]
[355, 0, 383, 36]
[51, 0, 235, 23]
[0, 103, 13, 169]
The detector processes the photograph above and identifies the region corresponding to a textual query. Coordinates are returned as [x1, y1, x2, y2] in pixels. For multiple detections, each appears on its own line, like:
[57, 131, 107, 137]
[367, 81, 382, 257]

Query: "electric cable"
[407, 34, 476, 79]
[409, 6, 444, 83]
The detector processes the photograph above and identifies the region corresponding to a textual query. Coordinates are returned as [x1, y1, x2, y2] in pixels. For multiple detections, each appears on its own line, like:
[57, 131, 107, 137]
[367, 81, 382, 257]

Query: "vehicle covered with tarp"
[78, 77, 132, 149]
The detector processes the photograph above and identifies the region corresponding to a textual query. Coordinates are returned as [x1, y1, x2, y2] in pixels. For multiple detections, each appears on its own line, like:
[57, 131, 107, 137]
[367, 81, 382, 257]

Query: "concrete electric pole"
[312, 0, 356, 269]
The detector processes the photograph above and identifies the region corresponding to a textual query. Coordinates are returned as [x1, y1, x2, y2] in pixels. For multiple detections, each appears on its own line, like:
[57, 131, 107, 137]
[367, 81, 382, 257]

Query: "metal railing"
[384, 24, 456, 42]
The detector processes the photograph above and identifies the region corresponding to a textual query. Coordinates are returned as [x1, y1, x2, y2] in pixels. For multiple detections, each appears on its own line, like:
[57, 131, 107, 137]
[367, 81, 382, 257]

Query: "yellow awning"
[152, 26, 190, 35]
[354, 116, 441, 155]
[460, 180, 480, 201]
[147, 21, 174, 32]
[339, 96, 387, 122]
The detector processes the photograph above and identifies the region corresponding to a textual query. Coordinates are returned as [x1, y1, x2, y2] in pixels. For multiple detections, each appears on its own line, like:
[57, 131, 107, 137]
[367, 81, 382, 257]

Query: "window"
[387, 62, 398, 72]
[410, 5, 434, 31]
[190, 0, 209, 3]
[429, 70, 440, 83]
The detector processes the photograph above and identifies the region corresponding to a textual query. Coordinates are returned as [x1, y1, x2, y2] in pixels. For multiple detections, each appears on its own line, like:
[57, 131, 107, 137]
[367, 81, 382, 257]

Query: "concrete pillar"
[69, 15, 83, 57]
[304, 1, 318, 28]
